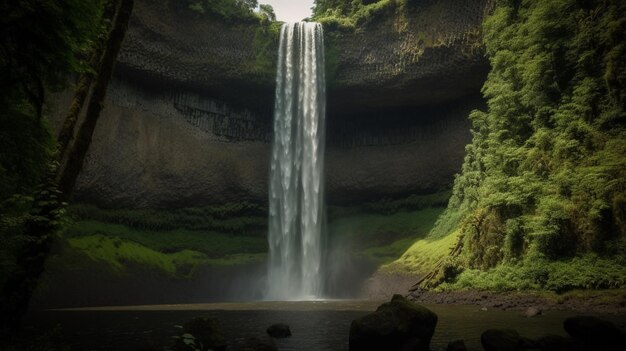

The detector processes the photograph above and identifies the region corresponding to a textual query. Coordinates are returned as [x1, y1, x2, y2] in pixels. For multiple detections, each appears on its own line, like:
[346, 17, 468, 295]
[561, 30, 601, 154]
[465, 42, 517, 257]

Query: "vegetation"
[26, 202, 268, 280]
[69, 202, 267, 235]
[440, 253, 626, 293]
[411, 0, 626, 292]
[1, 0, 135, 336]
[312, 0, 400, 30]
[328, 193, 447, 264]
[179, 0, 276, 23]
[41, 193, 445, 278]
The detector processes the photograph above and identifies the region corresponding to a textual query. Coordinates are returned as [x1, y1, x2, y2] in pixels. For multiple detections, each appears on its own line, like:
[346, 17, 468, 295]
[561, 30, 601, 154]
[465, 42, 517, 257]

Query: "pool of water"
[24, 300, 626, 351]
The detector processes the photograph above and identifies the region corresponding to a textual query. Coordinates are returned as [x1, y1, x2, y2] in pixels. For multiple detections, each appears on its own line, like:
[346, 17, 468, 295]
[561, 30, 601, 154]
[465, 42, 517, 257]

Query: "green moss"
[329, 206, 445, 264]
[385, 229, 461, 275]
[64, 220, 266, 257]
[66, 235, 206, 275]
[64, 234, 265, 278]
[53, 209, 269, 277]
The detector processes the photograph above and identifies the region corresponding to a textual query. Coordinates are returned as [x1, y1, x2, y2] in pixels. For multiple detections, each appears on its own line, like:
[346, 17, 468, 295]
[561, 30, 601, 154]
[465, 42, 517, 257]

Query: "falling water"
[266, 22, 326, 300]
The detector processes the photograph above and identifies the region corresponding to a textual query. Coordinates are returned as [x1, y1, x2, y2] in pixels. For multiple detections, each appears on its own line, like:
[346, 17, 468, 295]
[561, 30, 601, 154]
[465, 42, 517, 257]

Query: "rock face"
[119, 0, 490, 112]
[349, 294, 437, 351]
[327, 0, 492, 114]
[53, 0, 490, 208]
[55, 79, 477, 207]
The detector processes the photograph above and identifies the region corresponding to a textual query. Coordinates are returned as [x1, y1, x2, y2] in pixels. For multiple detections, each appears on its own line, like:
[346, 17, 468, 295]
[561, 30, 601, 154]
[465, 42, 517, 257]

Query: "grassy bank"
[47, 203, 269, 279]
[48, 193, 449, 280]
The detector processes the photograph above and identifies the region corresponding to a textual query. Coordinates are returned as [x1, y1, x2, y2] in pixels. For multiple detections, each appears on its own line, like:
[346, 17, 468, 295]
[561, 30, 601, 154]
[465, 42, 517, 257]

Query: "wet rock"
[536, 335, 582, 351]
[447, 339, 468, 351]
[173, 317, 226, 351]
[266, 323, 291, 338]
[523, 306, 542, 317]
[349, 294, 437, 351]
[238, 336, 278, 351]
[481, 329, 522, 351]
[563, 316, 624, 351]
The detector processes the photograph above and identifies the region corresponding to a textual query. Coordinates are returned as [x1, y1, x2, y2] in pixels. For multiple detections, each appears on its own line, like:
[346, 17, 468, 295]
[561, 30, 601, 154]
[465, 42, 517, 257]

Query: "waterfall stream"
[266, 22, 326, 300]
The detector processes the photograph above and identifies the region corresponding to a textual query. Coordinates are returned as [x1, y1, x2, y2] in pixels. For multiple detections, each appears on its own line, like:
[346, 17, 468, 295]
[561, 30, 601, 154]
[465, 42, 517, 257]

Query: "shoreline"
[407, 288, 626, 315]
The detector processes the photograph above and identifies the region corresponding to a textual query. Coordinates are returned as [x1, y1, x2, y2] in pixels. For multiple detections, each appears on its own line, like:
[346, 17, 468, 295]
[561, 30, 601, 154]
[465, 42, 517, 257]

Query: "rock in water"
[266, 323, 292, 338]
[174, 317, 226, 351]
[523, 306, 542, 317]
[480, 329, 522, 351]
[349, 294, 438, 351]
[563, 316, 624, 351]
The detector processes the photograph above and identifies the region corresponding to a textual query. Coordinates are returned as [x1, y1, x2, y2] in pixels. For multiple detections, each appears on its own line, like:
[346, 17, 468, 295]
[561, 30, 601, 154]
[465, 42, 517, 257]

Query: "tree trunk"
[0, 0, 134, 339]
[56, 0, 120, 159]
[57, 0, 134, 199]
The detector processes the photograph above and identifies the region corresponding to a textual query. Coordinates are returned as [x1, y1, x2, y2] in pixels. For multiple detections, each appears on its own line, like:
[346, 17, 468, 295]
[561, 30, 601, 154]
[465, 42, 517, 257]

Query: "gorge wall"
[56, 0, 492, 208]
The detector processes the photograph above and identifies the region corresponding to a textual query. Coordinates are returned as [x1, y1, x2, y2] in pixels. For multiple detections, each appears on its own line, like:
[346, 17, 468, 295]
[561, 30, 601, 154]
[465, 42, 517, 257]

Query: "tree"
[0, 0, 135, 338]
[57, 0, 135, 199]
[259, 4, 276, 22]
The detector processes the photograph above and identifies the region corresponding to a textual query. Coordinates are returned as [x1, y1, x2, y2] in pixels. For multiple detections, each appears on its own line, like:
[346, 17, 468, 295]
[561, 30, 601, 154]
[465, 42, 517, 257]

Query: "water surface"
[25, 300, 626, 351]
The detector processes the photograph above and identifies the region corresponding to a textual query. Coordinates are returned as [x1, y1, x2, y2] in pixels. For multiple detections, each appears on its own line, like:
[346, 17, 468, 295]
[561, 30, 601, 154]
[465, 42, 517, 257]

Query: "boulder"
[266, 323, 292, 338]
[480, 329, 522, 351]
[447, 339, 468, 351]
[523, 306, 542, 317]
[563, 316, 624, 351]
[173, 317, 226, 351]
[349, 294, 438, 351]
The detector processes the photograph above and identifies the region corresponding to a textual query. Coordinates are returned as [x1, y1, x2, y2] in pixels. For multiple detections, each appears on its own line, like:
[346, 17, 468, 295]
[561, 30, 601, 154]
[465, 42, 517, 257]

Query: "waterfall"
[266, 22, 326, 300]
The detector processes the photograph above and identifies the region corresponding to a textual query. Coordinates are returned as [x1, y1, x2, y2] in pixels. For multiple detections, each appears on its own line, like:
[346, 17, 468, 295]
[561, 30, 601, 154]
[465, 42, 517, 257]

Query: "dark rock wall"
[52, 0, 490, 208]
[53, 78, 477, 208]
[327, 0, 492, 113]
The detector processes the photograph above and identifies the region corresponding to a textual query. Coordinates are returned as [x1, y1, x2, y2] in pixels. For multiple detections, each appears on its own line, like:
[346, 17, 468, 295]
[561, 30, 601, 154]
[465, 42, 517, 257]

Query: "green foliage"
[328, 191, 450, 220]
[429, 0, 626, 282]
[51, 217, 267, 277]
[63, 220, 266, 258]
[0, 0, 103, 110]
[258, 4, 276, 22]
[69, 202, 267, 235]
[441, 254, 626, 293]
[252, 20, 281, 75]
[0, 0, 103, 199]
[50, 202, 268, 275]
[0, 111, 54, 202]
[180, 0, 262, 22]
[313, 0, 399, 29]
[0, 0, 106, 291]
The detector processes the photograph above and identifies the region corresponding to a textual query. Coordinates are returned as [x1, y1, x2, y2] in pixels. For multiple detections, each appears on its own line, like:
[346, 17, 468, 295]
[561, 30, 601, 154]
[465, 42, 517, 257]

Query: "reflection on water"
[25, 300, 626, 351]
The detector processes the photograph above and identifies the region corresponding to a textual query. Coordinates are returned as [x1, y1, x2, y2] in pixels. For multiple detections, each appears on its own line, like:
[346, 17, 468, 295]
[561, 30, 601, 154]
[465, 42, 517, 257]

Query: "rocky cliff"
[56, 0, 491, 208]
